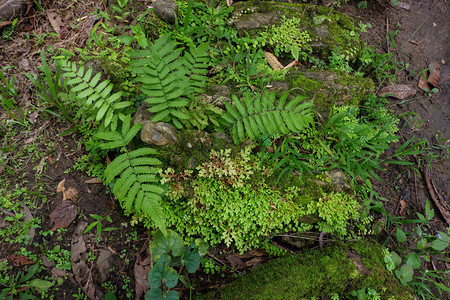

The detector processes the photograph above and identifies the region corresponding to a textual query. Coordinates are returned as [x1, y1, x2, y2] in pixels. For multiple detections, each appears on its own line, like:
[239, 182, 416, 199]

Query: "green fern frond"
[128, 35, 209, 128]
[60, 60, 131, 129]
[221, 91, 314, 144]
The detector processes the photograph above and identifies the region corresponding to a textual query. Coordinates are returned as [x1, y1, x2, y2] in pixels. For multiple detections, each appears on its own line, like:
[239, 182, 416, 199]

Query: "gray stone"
[329, 170, 351, 192]
[133, 102, 152, 127]
[154, 0, 178, 24]
[141, 121, 178, 146]
[0, 0, 28, 21]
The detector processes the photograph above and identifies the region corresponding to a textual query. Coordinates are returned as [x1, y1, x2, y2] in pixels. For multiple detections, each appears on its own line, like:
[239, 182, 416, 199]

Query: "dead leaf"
[377, 84, 416, 99]
[49, 200, 77, 231]
[418, 75, 430, 92]
[84, 178, 103, 184]
[264, 52, 284, 70]
[25, 137, 35, 144]
[399, 200, 407, 216]
[0, 21, 13, 30]
[427, 62, 440, 88]
[226, 255, 245, 269]
[71, 221, 103, 300]
[22, 203, 35, 245]
[46, 11, 63, 36]
[51, 267, 66, 281]
[63, 187, 78, 201]
[57, 179, 66, 193]
[134, 245, 151, 299]
[397, 2, 410, 10]
[284, 60, 300, 69]
[36, 157, 46, 175]
[47, 156, 54, 164]
[234, 249, 267, 259]
[8, 254, 36, 266]
[409, 40, 420, 45]
[270, 200, 278, 210]
[27, 111, 39, 124]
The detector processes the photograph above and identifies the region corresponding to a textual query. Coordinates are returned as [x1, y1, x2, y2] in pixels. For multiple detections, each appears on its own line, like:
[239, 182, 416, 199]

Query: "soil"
[0, 0, 448, 299]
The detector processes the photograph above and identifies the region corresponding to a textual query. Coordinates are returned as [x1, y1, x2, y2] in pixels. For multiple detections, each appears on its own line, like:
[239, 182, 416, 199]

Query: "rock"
[0, 0, 28, 21]
[133, 102, 152, 126]
[229, 1, 365, 60]
[83, 60, 108, 83]
[141, 121, 178, 146]
[42, 256, 56, 268]
[154, 0, 178, 24]
[277, 70, 375, 113]
[329, 170, 351, 192]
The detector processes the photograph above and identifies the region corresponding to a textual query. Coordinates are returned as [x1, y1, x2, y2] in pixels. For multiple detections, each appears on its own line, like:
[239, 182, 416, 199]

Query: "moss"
[198, 240, 415, 300]
[230, 1, 365, 60]
[283, 69, 375, 113]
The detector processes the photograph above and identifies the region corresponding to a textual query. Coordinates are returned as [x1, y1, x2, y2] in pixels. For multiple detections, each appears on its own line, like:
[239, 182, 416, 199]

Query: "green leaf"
[396, 227, 407, 243]
[145, 288, 164, 300]
[150, 230, 184, 261]
[390, 251, 402, 267]
[166, 290, 180, 300]
[394, 264, 413, 283]
[182, 243, 201, 273]
[28, 279, 53, 294]
[431, 232, 449, 251]
[148, 254, 178, 288]
[406, 252, 420, 269]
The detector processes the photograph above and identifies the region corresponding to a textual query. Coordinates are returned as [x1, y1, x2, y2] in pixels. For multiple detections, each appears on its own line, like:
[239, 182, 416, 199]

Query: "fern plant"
[221, 91, 314, 144]
[96, 115, 166, 234]
[128, 35, 209, 129]
[59, 60, 132, 130]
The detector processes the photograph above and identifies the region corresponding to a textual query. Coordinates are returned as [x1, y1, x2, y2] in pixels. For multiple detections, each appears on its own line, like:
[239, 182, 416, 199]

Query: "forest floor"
[0, 0, 449, 299]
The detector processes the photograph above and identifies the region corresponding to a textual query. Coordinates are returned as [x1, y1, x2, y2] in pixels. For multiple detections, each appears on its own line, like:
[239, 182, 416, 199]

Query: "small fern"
[60, 60, 132, 130]
[96, 115, 166, 234]
[128, 35, 208, 128]
[221, 91, 314, 144]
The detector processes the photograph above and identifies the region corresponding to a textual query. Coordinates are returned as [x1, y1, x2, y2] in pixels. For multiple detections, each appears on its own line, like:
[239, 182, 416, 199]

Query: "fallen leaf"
[397, 2, 410, 10]
[441, 58, 446, 65]
[22, 203, 35, 245]
[134, 244, 151, 299]
[427, 62, 440, 88]
[226, 255, 245, 269]
[264, 51, 284, 70]
[399, 200, 407, 216]
[418, 75, 430, 92]
[46, 11, 63, 36]
[0, 21, 13, 30]
[47, 156, 54, 164]
[49, 200, 77, 231]
[270, 200, 278, 210]
[71, 222, 103, 300]
[234, 249, 267, 259]
[25, 137, 35, 144]
[57, 179, 66, 193]
[377, 84, 416, 99]
[27, 111, 39, 123]
[84, 178, 103, 184]
[8, 254, 36, 266]
[63, 187, 78, 201]
[409, 40, 419, 45]
[284, 60, 300, 69]
[36, 157, 46, 175]
[51, 268, 66, 281]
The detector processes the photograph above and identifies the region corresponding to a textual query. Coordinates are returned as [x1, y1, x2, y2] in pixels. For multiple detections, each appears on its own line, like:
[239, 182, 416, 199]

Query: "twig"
[386, 17, 390, 53]
[424, 164, 450, 226]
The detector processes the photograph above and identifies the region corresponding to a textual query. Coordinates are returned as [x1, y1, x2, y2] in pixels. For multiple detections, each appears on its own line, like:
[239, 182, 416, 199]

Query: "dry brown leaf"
[35, 157, 46, 175]
[49, 200, 77, 231]
[8, 253, 36, 266]
[134, 245, 151, 299]
[234, 249, 267, 259]
[377, 84, 416, 99]
[0, 21, 13, 30]
[47, 156, 54, 164]
[71, 221, 103, 300]
[226, 255, 245, 269]
[22, 203, 35, 245]
[264, 51, 284, 70]
[46, 11, 63, 36]
[418, 75, 430, 92]
[57, 179, 66, 193]
[27, 111, 39, 124]
[427, 62, 441, 88]
[84, 178, 103, 184]
[63, 187, 78, 201]
[284, 60, 300, 69]
[244, 257, 265, 268]
[399, 200, 407, 216]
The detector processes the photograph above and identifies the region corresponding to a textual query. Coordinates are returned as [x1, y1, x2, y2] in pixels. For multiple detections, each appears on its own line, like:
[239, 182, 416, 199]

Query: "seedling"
[84, 214, 119, 241]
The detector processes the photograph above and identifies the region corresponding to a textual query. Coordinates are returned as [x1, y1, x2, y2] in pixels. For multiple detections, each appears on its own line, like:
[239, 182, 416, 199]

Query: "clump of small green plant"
[147, 229, 205, 299]
[260, 16, 313, 61]
[84, 214, 119, 242]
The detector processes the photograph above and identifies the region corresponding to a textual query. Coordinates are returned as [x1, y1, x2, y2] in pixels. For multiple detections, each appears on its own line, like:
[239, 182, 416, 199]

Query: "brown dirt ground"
[0, 0, 449, 299]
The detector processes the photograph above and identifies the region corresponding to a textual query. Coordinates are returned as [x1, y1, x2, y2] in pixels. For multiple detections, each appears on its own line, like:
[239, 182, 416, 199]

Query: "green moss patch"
[199, 240, 415, 300]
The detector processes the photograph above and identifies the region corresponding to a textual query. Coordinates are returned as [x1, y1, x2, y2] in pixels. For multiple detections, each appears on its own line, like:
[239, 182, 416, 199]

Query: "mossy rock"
[198, 239, 415, 300]
[275, 69, 375, 114]
[229, 1, 365, 60]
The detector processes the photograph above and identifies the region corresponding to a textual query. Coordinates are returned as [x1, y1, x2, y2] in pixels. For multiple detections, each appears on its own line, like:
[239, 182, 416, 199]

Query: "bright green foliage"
[96, 116, 166, 234]
[128, 35, 209, 128]
[260, 16, 313, 61]
[306, 192, 360, 236]
[59, 60, 131, 130]
[221, 91, 314, 144]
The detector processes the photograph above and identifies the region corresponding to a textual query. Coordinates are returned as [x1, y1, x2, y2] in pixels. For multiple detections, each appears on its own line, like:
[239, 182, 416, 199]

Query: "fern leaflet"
[221, 91, 314, 144]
